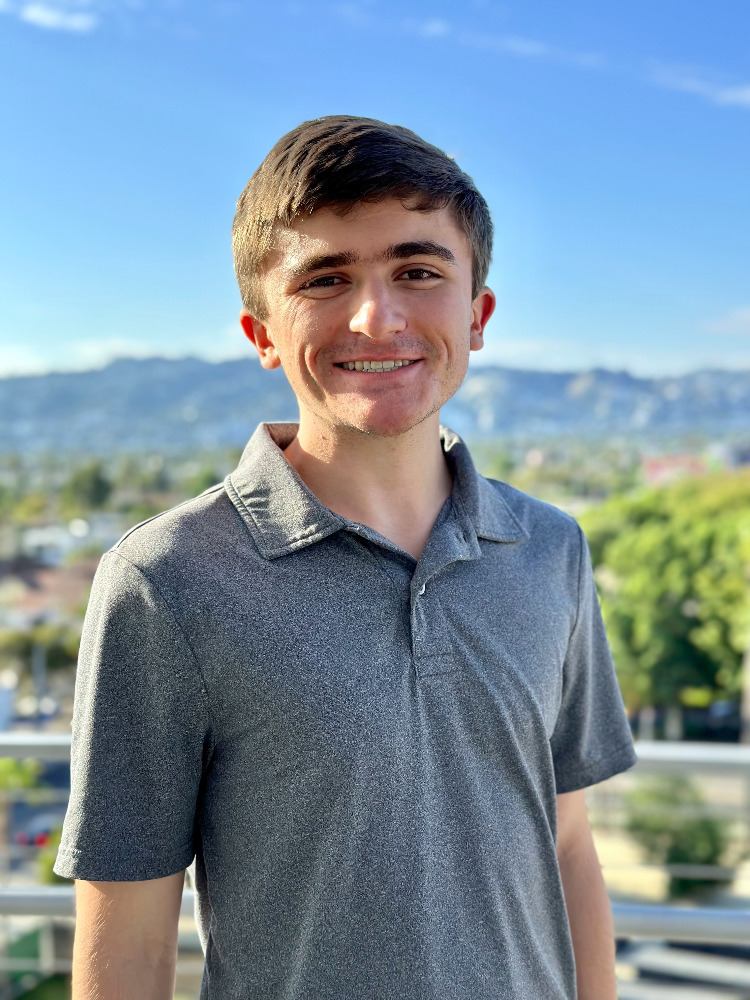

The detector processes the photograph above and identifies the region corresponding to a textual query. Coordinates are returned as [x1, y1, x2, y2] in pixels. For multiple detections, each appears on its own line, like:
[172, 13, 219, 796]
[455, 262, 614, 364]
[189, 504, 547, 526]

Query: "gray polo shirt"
[55, 422, 636, 1000]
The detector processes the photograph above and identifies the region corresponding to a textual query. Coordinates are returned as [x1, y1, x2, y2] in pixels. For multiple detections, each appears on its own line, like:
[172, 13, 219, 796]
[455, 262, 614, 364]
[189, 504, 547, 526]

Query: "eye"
[399, 267, 441, 281]
[300, 274, 345, 290]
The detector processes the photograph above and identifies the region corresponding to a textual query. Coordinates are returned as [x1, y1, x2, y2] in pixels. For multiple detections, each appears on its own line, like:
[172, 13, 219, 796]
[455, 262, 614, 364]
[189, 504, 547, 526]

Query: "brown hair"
[232, 115, 493, 320]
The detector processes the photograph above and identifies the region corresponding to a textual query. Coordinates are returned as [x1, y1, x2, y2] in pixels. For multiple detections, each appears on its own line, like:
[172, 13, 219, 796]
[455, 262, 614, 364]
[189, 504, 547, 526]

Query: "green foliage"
[11, 492, 48, 525]
[37, 825, 69, 885]
[0, 480, 15, 518]
[0, 758, 43, 790]
[61, 461, 112, 513]
[115, 500, 165, 523]
[187, 465, 220, 496]
[580, 470, 750, 708]
[473, 446, 514, 482]
[16, 976, 70, 999]
[0, 624, 81, 673]
[624, 775, 733, 899]
[472, 439, 641, 503]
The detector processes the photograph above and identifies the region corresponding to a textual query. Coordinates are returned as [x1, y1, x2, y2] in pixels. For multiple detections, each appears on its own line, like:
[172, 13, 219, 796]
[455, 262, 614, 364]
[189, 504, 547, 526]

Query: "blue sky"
[1, 0, 748, 377]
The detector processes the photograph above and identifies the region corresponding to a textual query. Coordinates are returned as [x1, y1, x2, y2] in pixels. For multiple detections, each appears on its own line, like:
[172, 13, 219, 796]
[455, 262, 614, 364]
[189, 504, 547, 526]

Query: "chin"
[337, 403, 441, 438]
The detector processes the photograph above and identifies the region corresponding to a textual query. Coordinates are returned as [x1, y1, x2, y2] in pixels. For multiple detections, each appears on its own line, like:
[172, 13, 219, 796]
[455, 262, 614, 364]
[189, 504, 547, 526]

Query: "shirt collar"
[440, 425, 529, 544]
[227, 422, 528, 561]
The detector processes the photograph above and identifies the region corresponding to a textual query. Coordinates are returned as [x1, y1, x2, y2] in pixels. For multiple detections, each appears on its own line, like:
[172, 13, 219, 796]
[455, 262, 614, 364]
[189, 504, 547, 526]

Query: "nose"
[349, 283, 407, 339]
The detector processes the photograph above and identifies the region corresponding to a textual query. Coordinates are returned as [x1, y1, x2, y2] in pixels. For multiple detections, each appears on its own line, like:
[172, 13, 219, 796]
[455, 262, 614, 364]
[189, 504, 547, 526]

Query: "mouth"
[334, 359, 418, 373]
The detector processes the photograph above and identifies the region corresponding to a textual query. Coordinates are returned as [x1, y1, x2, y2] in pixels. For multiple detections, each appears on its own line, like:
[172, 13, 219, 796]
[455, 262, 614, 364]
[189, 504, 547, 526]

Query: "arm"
[71, 871, 185, 1000]
[556, 789, 617, 1000]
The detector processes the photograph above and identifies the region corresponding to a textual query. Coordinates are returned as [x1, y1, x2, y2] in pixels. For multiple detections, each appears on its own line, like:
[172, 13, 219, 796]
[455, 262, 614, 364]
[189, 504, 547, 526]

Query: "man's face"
[241, 198, 495, 439]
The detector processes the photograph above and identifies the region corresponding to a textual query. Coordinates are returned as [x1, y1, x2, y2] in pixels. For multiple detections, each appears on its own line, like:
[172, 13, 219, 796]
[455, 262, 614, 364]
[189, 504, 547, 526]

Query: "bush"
[624, 774, 733, 899]
[37, 824, 69, 885]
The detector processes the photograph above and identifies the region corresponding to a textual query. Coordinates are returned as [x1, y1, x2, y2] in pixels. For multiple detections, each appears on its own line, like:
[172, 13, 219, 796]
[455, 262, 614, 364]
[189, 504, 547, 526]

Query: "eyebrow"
[287, 240, 457, 279]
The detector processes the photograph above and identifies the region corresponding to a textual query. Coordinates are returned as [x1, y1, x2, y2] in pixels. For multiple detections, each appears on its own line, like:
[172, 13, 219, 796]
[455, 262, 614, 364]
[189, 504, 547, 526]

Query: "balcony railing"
[3, 732, 749, 769]
[1, 734, 749, 945]
[0, 886, 747, 945]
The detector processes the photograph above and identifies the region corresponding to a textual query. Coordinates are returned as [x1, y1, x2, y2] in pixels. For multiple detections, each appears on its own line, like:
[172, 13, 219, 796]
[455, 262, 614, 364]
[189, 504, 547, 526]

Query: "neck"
[283, 415, 452, 560]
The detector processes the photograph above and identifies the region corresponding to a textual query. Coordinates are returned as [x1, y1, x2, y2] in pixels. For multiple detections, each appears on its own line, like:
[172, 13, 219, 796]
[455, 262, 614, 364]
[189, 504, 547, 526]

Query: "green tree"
[11, 492, 48, 525]
[624, 775, 734, 899]
[61, 461, 111, 513]
[36, 824, 69, 885]
[0, 759, 43, 791]
[0, 624, 81, 674]
[187, 465, 220, 496]
[0, 759, 44, 872]
[580, 470, 750, 710]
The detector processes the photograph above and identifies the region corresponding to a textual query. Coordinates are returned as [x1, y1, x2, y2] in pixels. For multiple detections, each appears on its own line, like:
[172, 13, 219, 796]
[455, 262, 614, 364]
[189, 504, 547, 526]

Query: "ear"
[240, 310, 282, 370]
[469, 287, 496, 353]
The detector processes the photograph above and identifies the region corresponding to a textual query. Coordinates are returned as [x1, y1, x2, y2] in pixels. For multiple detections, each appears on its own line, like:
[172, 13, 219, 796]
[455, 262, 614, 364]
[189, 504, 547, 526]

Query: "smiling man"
[55, 116, 637, 1000]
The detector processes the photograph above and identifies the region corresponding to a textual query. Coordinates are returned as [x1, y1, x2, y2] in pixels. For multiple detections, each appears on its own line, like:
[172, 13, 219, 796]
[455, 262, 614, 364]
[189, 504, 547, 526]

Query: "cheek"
[268, 305, 317, 365]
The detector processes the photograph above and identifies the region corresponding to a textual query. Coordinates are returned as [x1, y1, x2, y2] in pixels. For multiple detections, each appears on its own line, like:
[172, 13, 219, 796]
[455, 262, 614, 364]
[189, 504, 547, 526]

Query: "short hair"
[232, 115, 493, 320]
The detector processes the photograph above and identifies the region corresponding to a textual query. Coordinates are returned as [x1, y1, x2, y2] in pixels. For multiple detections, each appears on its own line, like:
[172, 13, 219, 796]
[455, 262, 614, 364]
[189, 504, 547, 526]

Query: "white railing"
[0, 887, 746, 945]
[2, 733, 749, 770]
[1, 735, 749, 945]
[0, 733, 72, 761]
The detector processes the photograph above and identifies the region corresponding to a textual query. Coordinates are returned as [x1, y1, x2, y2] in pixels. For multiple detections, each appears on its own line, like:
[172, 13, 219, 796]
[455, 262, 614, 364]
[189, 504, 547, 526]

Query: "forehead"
[267, 199, 472, 276]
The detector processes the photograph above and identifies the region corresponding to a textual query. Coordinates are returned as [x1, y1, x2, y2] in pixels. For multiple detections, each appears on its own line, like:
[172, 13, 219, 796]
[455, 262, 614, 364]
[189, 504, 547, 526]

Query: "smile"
[335, 359, 417, 372]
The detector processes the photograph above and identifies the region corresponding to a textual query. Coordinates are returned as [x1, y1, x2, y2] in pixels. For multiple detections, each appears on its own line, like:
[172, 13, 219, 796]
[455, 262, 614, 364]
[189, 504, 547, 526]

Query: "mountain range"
[1, 358, 748, 454]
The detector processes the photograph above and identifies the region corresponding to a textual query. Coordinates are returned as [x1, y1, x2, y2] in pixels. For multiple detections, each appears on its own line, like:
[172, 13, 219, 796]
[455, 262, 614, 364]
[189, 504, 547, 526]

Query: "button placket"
[410, 575, 457, 676]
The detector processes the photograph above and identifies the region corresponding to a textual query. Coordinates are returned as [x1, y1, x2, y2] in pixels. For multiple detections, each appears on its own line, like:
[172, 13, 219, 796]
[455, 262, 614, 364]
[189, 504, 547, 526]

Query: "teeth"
[340, 360, 414, 371]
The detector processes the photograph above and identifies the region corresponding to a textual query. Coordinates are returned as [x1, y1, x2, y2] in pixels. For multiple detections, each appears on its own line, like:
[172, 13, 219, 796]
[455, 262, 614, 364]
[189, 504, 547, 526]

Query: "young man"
[55, 116, 637, 1000]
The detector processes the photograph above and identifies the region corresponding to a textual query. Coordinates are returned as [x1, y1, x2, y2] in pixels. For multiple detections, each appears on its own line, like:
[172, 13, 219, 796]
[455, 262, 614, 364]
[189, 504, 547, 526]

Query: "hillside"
[1, 358, 748, 453]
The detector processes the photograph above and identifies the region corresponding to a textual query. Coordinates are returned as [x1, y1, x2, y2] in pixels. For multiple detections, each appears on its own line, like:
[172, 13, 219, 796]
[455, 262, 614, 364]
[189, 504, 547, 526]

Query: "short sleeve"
[549, 526, 637, 794]
[54, 550, 212, 881]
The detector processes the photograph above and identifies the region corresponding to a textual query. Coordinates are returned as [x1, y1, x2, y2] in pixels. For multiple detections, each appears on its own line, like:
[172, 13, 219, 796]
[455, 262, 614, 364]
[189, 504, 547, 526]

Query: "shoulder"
[473, 475, 586, 594]
[107, 478, 247, 579]
[483, 476, 583, 547]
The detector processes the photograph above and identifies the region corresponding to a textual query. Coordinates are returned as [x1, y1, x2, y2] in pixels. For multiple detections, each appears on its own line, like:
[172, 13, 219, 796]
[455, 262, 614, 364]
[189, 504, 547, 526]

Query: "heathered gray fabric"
[55, 422, 637, 1000]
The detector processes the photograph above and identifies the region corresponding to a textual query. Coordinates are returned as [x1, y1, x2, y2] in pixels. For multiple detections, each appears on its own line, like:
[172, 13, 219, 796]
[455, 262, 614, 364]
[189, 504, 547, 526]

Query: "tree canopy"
[580, 469, 750, 709]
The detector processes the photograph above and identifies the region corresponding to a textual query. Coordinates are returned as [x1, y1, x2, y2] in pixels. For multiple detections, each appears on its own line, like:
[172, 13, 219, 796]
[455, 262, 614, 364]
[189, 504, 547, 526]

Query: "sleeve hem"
[554, 740, 638, 794]
[52, 845, 194, 883]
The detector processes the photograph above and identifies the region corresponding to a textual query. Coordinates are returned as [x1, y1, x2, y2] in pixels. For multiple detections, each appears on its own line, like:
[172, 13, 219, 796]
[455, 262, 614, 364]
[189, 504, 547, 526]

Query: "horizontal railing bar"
[1, 735, 749, 770]
[0, 886, 75, 916]
[604, 863, 739, 879]
[0, 889, 748, 944]
[613, 904, 750, 944]
[0, 733, 73, 760]
[0, 957, 207, 974]
[631, 741, 750, 773]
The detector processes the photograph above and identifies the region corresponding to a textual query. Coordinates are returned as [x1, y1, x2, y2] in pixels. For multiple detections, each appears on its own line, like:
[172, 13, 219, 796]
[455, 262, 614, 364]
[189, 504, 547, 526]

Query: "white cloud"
[418, 18, 450, 39]
[479, 336, 559, 360]
[458, 31, 606, 69]
[332, 9, 749, 107]
[0, 343, 55, 377]
[69, 327, 255, 368]
[0, 326, 255, 378]
[68, 336, 179, 368]
[403, 19, 607, 70]
[471, 324, 750, 376]
[704, 306, 750, 337]
[195, 322, 258, 362]
[651, 66, 750, 110]
[0, 0, 102, 32]
[19, 3, 97, 31]
[333, 1, 372, 27]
